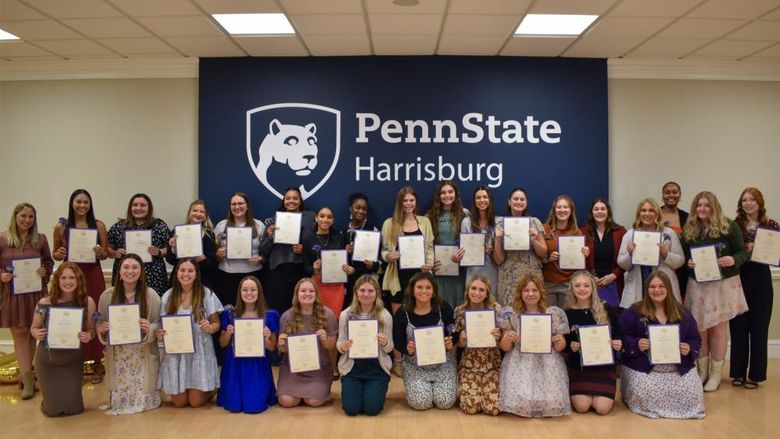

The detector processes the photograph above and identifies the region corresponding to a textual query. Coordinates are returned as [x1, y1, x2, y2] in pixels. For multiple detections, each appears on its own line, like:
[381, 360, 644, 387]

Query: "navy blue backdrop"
[199, 56, 608, 228]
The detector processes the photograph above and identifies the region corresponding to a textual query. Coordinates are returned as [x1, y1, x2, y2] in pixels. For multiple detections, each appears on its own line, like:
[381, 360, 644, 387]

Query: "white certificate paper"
[347, 319, 379, 359]
[320, 249, 348, 284]
[558, 236, 586, 270]
[398, 235, 425, 270]
[174, 224, 204, 258]
[631, 230, 662, 267]
[413, 325, 446, 366]
[233, 318, 265, 358]
[226, 226, 252, 259]
[287, 333, 320, 373]
[459, 233, 486, 267]
[274, 211, 302, 245]
[503, 217, 531, 251]
[751, 227, 780, 267]
[578, 324, 614, 367]
[464, 310, 496, 348]
[352, 230, 381, 262]
[11, 258, 41, 295]
[125, 230, 152, 263]
[520, 313, 553, 354]
[108, 304, 142, 345]
[691, 245, 722, 282]
[434, 245, 459, 277]
[46, 307, 83, 350]
[648, 324, 681, 365]
[67, 228, 98, 264]
[162, 315, 195, 354]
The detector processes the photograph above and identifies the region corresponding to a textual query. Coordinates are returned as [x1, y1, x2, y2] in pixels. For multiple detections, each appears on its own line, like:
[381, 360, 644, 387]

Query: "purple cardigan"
[619, 306, 701, 375]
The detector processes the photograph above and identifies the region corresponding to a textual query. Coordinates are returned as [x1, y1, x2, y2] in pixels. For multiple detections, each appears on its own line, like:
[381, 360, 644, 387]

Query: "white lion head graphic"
[258, 119, 318, 177]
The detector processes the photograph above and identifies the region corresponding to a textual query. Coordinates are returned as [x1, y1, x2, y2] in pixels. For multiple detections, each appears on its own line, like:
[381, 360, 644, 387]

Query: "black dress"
[563, 305, 622, 399]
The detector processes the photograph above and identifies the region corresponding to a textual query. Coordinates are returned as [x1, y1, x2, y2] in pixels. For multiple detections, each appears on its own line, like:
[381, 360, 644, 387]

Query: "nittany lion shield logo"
[246, 103, 341, 200]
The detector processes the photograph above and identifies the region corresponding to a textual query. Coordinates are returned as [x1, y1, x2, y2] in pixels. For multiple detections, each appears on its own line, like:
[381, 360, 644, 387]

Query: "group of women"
[0, 182, 775, 420]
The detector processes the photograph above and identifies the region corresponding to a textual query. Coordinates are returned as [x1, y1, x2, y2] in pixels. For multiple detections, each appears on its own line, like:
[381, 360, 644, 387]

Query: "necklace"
[316, 232, 330, 247]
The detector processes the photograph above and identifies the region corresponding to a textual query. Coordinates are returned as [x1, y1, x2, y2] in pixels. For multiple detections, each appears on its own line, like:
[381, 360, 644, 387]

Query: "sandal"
[731, 378, 744, 387]
[391, 360, 403, 378]
[744, 380, 759, 389]
[90, 363, 105, 384]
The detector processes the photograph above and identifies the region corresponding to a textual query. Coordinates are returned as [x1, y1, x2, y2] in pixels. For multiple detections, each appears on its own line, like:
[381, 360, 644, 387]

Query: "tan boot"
[20, 371, 35, 400]
[704, 359, 724, 392]
[696, 357, 709, 384]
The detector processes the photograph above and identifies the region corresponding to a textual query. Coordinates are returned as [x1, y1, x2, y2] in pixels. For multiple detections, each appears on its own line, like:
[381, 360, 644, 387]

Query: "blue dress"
[216, 309, 280, 413]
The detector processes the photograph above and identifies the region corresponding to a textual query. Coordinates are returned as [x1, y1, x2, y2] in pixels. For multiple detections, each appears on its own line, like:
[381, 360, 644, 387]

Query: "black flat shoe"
[744, 380, 759, 389]
[731, 378, 744, 387]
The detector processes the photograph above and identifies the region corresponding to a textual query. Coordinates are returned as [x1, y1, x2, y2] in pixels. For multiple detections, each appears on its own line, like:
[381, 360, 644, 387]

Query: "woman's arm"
[664, 229, 685, 269]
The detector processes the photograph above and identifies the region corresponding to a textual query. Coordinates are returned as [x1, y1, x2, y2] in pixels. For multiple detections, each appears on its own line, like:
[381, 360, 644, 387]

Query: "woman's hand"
[77, 331, 92, 343]
[638, 338, 650, 352]
[313, 259, 321, 273]
[340, 339, 353, 353]
[552, 334, 566, 352]
[278, 333, 288, 349]
[98, 321, 110, 335]
[659, 242, 670, 259]
[263, 327, 271, 339]
[266, 225, 277, 239]
[406, 340, 416, 356]
[53, 246, 68, 260]
[421, 263, 433, 272]
[248, 256, 262, 266]
[148, 246, 161, 257]
[718, 256, 735, 267]
[548, 251, 560, 262]
[626, 242, 636, 255]
[224, 324, 235, 336]
[216, 246, 227, 260]
[36, 266, 46, 278]
[444, 336, 454, 351]
[139, 318, 150, 334]
[745, 242, 754, 253]
[168, 236, 177, 248]
[116, 247, 127, 258]
[31, 327, 47, 341]
[377, 333, 388, 347]
[687, 259, 696, 269]
[387, 251, 400, 263]
[0, 272, 12, 283]
[451, 248, 465, 263]
[364, 260, 374, 270]
[156, 328, 166, 339]
[491, 327, 501, 340]
[291, 244, 303, 254]
[503, 330, 520, 343]
[611, 339, 623, 351]
[581, 246, 590, 258]
[198, 319, 212, 334]
[341, 264, 355, 275]
[315, 329, 327, 342]
[596, 273, 616, 287]
[680, 342, 691, 356]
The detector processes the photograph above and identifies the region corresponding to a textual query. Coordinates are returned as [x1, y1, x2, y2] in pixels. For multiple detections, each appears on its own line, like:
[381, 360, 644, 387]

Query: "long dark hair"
[166, 258, 207, 320]
[506, 187, 529, 216]
[67, 189, 97, 229]
[584, 198, 621, 238]
[404, 271, 441, 312]
[468, 186, 496, 232]
[234, 276, 269, 318]
[277, 186, 307, 212]
[426, 180, 466, 241]
[112, 253, 150, 318]
[123, 193, 155, 228]
[226, 192, 257, 238]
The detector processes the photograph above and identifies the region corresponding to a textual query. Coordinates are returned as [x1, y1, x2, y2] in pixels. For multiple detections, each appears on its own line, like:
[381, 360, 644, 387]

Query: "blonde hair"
[633, 271, 685, 323]
[6, 203, 41, 249]
[385, 186, 418, 246]
[683, 191, 731, 242]
[346, 275, 386, 331]
[285, 278, 328, 334]
[632, 198, 663, 231]
[544, 195, 578, 232]
[512, 274, 548, 315]
[564, 271, 609, 324]
[460, 274, 497, 309]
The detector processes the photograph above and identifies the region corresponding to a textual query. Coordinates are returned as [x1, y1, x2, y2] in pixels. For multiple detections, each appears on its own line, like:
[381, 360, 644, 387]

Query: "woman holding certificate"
[107, 194, 171, 295]
[619, 271, 704, 419]
[460, 186, 499, 302]
[730, 187, 779, 389]
[660, 182, 690, 298]
[167, 199, 218, 290]
[30, 262, 95, 416]
[683, 191, 748, 392]
[453, 275, 501, 415]
[580, 199, 626, 308]
[96, 254, 162, 415]
[304, 206, 352, 320]
[343, 193, 382, 309]
[425, 181, 467, 307]
[217, 276, 279, 413]
[541, 195, 589, 307]
[0, 202, 54, 400]
[277, 278, 338, 408]
[563, 271, 622, 415]
[617, 198, 685, 308]
[158, 258, 224, 408]
[52, 189, 109, 384]
[214, 193, 266, 307]
[498, 274, 570, 418]
[392, 272, 458, 410]
[494, 187, 546, 306]
[337, 275, 394, 416]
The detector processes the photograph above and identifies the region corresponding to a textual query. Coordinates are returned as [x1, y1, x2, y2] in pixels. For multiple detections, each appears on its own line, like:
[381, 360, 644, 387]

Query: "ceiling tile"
[0, 40, 52, 56]
[290, 14, 366, 35]
[657, 18, 748, 39]
[370, 14, 442, 34]
[727, 20, 780, 40]
[165, 35, 244, 56]
[564, 35, 644, 57]
[193, 0, 279, 14]
[233, 35, 308, 56]
[365, 0, 446, 14]
[689, 39, 776, 57]
[282, 0, 362, 14]
[96, 37, 176, 54]
[449, 0, 531, 15]
[62, 18, 150, 38]
[530, 0, 618, 15]
[110, 0, 202, 16]
[763, 8, 780, 19]
[586, 17, 674, 38]
[745, 42, 780, 58]
[22, 0, 123, 18]
[501, 35, 575, 56]
[33, 39, 115, 56]
[0, 19, 82, 39]
[372, 33, 437, 54]
[0, 0, 46, 20]
[627, 37, 709, 58]
[136, 16, 224, 37]
[687, 0, 780, 20]
[609, 0, 702, 18]
[442, 14, 520, 36]
[302, 34, 370, 55]
[438, 34, 506, 55]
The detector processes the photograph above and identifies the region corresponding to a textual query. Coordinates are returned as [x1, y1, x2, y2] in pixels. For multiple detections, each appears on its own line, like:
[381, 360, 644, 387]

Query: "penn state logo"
[246, 103, 341, 200]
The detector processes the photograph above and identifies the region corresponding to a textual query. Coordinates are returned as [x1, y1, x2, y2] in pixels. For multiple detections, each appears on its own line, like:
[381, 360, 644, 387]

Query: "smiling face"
[58, 267, 78, 295]
[592, 201, 608, 225]
[283, 190, 302, 212]
[402, 194, 416, 214]
[296, 281, 317, 307]
[316, 208, 334, 232]
[571, 274, 593, 305]
[413, 278, 434, 305]
[119, 257, 142, 285]
[350, 198, 368, 223]
[521, 281, 541, 308]
[230, 195, 248, 220]
[356, 281, 378, 309]
[474, 190, 490, 212]
[639, 202, 657, 229]
[15, 207, 36, 234]
[72, 193, 91, 218]
[176, 261, 197, 288]
[439, 184, 456, 210]
[555, 198, 571, 223]
[239, 279, 259, 306]
[740, 191, 759, 217]
[189, 203, 207, 224]
[508, 190, 528, 216]
[662, 183, 681, 208]
[467, 279, 489, 306]
[696, 196, 712, 223]
[131, 197, 150, 222]
[647, 276, 668, 307]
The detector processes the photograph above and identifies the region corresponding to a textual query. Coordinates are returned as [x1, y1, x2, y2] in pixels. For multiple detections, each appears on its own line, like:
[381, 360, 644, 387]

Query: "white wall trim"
[608, 58, 780, 81]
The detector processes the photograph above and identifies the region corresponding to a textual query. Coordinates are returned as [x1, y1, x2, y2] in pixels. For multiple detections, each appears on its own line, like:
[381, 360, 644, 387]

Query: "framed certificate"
[690, 244, 722, 282]
[648, 323, 681, 365]
[464, 310, 496, 348]
[46, 307, 83, 350]
[320, 249, 348, 284]
[11, 258, 41, 295]
[751, 227, 780, 267]
[631, 230, 662, 267]
[413, 325, 446, 366]
[434, 245, 459, 277]
[519, 313, 553, 354]
[557, 235, 586, 270]
[174, 224, 204, 259]
[287, 333, 321, 373]
[398, 235, 425, 270]
[161, 315, 196, 354]
[226, 226, 252, 259]
[67, 228, 98, 264]
[347, 319, 379, 359]
[352, 230, 381, 262]
[274, 211, 302, 245]
[503, 217, 531, 251]
[233, 318, 265, 358]
[459, 233, 486, 267]
[107, 304, 142, 345]
[578, 324, 614, 367]
[125, 230, 153, 263]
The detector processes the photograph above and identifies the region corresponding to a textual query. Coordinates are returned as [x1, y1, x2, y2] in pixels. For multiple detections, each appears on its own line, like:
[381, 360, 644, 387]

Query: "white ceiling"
[0, 0, 779, 63]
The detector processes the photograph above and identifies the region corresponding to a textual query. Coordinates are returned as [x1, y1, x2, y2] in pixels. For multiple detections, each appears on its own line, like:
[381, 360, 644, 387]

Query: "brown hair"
[584, 198, 622, 237]
[226, 192, 258, 238]
[512, 274, 548, 315]
[49, 262, 89, 309]
[285, 278, 328, 334]
[123, 193, 155, 228]
[347, 274, 386, 331]
[112, 253, 151, 317]
[234, 276, 269, 317]
[404, 271, 441, 312]
[467, 186, 497, 233]
[633, 271, 685, 323]
[544, 195, 578, 232]
[735, 187, 769, 236]
[386, 186, 418, 245]
[166, 258, 208, 320]
[426, 180, 466, 242]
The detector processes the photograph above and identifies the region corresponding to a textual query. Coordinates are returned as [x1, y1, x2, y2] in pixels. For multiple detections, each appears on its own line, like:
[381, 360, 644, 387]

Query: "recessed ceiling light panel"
[212, 13, 295, 35]
[515, 14, 598, 36]
[0, 28, 21, 40]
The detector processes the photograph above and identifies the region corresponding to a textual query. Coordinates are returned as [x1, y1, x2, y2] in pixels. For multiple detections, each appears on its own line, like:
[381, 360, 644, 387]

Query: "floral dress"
[108, 218, 171, 295]
[454, 305, 501, 415]
[496, 217, 543, 306]
[109, 343, 161, 415]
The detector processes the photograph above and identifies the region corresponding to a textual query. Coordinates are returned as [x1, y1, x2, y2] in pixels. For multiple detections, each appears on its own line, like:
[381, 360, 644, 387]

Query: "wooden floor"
[1, 361, 779, 439]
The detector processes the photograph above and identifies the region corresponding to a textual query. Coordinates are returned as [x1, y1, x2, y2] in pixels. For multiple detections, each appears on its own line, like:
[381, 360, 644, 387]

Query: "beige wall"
[1, 77, 778, 343]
